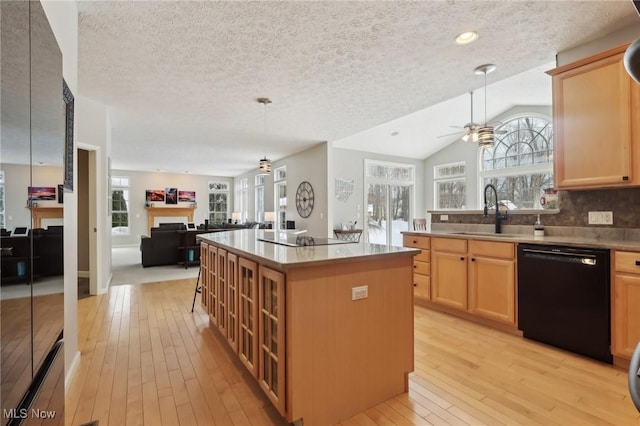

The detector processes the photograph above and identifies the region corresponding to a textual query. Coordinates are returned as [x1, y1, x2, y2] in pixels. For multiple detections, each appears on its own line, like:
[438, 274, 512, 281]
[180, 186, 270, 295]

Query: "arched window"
[479, 115, 553, 209]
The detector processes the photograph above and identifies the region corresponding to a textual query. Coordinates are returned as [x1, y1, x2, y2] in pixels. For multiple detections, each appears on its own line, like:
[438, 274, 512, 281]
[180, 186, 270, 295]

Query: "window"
[209, 181, 229, 224]
[111, 176, 130, 235]
[274, 166, 286, 229]
[0, 171, 5, 228]
[480, 115, 553, 210]
[434, 162, 466, 209]
[239, 178, 248, 222]
[255, 174, 264, 222]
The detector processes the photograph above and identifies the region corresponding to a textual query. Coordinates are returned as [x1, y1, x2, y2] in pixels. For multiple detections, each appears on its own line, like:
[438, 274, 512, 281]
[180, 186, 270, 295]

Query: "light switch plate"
[588, 211, 613, 225]
[352, 285, 368, 301]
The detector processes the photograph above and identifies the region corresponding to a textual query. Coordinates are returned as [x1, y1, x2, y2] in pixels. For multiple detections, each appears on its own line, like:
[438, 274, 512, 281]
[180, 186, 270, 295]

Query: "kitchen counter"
[197, 229, 419, 269]
[403, 226, 640, 251]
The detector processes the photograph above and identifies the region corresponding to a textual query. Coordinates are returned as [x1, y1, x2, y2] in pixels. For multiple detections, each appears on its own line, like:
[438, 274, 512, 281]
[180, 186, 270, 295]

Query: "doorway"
[77, 147, 97, 297]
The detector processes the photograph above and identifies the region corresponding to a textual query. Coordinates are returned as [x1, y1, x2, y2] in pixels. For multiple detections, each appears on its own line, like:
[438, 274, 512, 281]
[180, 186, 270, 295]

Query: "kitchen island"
[197, 229, 418, 425]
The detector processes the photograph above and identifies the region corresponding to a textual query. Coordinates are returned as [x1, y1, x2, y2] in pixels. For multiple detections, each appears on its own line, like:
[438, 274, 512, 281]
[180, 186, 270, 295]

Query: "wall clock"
[295, 181, 314, 218]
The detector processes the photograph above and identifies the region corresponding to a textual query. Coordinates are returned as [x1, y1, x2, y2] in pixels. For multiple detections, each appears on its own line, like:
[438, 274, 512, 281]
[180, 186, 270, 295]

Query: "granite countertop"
[197, 229, 419, 269]
[403, 224, 640, 252]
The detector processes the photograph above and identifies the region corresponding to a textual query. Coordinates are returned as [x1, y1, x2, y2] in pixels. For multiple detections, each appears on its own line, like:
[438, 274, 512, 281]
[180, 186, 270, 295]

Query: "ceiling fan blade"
[437, 130, 465, 138]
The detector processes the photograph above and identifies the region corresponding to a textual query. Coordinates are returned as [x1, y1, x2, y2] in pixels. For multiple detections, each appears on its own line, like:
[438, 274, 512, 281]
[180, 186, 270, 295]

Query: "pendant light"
[474, 64, 497, 148]
[257, 97, 272, 175]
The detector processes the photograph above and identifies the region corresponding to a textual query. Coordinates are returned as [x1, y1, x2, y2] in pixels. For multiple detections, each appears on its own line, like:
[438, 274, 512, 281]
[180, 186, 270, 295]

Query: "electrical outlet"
[351, 285, 368, 301]
[588, 211, 613, 225]
[440, 214, 449, 221]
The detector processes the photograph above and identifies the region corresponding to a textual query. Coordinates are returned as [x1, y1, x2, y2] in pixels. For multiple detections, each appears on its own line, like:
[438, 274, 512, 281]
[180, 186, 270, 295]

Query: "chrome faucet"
[483, 183, 508, 234]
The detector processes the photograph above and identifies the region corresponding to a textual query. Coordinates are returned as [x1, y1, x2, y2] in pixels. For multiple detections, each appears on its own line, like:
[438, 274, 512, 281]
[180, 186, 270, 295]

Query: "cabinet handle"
[635, 260, 640, 266]
[471, 258, 475, 262]
[623, 176, 630, 181]
[413, 283, 417, 287]
[460, 256, 465, 261]
[413, 265, 417, 268]
[413, 240, 417, 244]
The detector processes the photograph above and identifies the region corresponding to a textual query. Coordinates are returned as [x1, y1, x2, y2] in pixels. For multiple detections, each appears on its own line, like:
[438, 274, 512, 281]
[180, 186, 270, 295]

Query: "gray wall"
[234, 143, 329, 237]
[424, 105, 552, 211]
[111, 169, 232, 246]
[330, 147, 425, 231]
[557, 23, 640, 66]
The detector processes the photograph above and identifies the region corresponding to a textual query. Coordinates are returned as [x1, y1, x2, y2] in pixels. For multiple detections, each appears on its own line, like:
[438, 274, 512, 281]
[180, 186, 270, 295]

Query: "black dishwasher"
[517, 244, 612, 364]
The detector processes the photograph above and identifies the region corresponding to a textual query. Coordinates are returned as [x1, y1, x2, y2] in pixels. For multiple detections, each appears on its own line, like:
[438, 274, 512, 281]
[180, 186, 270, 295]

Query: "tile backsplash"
[430, 187, 640, 228]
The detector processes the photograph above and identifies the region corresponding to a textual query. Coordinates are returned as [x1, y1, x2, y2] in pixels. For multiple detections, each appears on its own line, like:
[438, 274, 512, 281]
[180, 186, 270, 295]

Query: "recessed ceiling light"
[455, 31, 478, 45]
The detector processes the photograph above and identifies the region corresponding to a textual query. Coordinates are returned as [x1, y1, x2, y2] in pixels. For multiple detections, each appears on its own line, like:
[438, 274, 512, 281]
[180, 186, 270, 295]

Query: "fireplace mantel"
[145, 205, 195, 234]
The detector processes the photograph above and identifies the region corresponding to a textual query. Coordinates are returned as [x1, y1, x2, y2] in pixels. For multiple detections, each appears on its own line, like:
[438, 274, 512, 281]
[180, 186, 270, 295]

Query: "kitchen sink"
[449, 231, 524, 239]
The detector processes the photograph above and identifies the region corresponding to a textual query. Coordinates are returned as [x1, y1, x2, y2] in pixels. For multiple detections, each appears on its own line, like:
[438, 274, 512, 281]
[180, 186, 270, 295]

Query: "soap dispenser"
[534, 214, 545, 237]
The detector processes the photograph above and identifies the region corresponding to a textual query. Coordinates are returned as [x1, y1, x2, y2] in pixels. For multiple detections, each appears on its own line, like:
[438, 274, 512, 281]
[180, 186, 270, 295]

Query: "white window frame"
[111, 176, 130, 236]
[239, 178, 248, 222]
[209, 181, 230, 224]
[433, 162, 466, 210]
[255, 174, 265, 223]
[274, 166, 287, 230]
[478, 113, 553, 210]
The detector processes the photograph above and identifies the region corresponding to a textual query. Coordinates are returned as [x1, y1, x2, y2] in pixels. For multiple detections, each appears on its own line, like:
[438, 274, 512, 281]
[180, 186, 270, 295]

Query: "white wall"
[111, 169, 232, 246]
[330, 147, 425, 229]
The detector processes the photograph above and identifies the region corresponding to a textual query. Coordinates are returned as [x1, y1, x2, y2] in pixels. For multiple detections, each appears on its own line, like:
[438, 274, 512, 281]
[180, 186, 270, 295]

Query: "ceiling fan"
[474, 63, 506, 148]
[438, 91, 482, 142]
[439, 64, 506, 147]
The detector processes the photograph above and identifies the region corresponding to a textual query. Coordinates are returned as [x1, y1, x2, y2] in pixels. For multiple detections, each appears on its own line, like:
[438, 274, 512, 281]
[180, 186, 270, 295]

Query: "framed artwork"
[63, 79, 74, 192]
[165, 187, 178, 205]
[146, 189, 165, 202]
[28, 186, 56, 201]
[178, 190, 196, 202]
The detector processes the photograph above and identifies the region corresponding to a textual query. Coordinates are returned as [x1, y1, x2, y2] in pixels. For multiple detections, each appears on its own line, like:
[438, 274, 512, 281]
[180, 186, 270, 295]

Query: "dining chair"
[413, 218, 427, 231]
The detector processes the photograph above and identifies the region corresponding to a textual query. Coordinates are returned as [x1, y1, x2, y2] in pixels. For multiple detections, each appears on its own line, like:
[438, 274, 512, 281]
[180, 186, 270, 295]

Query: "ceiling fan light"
[477, 127, 495, 147]
[461, 133, 470, 142]
[259, 157, 272, 175]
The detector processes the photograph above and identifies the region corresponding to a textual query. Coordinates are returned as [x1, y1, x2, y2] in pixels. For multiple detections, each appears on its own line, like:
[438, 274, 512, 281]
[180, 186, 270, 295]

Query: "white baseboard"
[78, 270, 90, 278]
[65, 350, 81, 393]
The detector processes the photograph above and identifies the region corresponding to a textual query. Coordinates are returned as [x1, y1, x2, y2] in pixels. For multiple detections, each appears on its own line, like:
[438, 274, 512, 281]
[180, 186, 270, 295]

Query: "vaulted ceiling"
[76, 1, 639, 176]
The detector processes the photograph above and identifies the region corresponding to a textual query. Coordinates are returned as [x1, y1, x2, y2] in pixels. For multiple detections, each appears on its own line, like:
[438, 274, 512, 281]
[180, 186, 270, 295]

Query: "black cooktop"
[257, 234, 351, 247]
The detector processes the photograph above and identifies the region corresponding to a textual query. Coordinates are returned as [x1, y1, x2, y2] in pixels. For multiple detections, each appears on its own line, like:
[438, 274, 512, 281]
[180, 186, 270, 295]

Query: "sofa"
[140, 222, 262, 267]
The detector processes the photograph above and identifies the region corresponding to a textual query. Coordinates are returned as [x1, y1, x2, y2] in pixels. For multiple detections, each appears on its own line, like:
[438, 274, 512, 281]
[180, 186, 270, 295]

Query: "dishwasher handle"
[520, 248, 598, 266]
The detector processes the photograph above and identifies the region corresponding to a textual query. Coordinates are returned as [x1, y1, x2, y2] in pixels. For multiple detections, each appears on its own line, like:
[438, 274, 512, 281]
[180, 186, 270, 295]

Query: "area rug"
[111, 246, 198, 286]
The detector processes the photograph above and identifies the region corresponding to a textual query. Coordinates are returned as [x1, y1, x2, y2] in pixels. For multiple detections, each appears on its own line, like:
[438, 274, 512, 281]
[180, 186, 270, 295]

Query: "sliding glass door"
[366, 184, 411, 246]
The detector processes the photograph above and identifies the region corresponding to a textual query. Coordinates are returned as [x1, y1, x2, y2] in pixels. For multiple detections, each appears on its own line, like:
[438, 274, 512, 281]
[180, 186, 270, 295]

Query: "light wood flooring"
[66, 279, 640, 426]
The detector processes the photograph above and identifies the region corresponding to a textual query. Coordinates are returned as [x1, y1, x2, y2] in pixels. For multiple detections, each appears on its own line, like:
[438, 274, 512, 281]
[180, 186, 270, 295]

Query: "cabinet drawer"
[403, 234, 430, 249]
[414, 249, 430, 263]
[469, 240, 515, 259]
[413, 260, 431, 276]
[432, 237, 467, 253]
[614, 251, 640, 274]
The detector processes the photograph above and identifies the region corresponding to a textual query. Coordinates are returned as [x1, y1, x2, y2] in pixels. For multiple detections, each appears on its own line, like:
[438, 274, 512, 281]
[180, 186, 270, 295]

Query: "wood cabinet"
[238, 257, 259, 377]
[226, 252, 239, 352]
[429, 236, 516, 327]
[258, 266, 286, 415]
[402, 234, 431, 302]
[200, 242, 209, 312]
[467, 240, 516, 325]
[217, 248, 228, 336]
[208, 245, 219, 325]
[612, 250, 640, 359]
[548, 43, 640, 189]
[431, 237, 468, 310]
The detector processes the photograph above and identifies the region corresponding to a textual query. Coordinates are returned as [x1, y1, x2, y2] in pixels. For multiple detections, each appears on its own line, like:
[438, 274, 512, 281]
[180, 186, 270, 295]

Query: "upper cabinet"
[548, 43, 640, 190]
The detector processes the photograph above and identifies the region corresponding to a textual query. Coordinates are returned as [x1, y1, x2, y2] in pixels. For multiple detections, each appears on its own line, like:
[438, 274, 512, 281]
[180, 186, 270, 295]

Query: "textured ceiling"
[75, 1, 640, 176]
